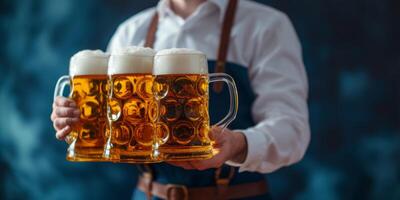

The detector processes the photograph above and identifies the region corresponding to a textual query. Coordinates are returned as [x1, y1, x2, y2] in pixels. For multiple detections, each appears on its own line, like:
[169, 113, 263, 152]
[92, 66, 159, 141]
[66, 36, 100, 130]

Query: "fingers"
[168, 162, 196, 170]
[54, 96, 76, 107]
[53, 117, 79, 131]
[167, 150, 228, 171]
[167, 127, 233, 171]
[188, 153, 226, 170]
[56, 125, 72, 140]
[51, 97, 79, 134]
[209, 126, 227, 147]
[54, 107, 80, 118]
[51, 97, 78, 121]
[209, 126, 224, 140]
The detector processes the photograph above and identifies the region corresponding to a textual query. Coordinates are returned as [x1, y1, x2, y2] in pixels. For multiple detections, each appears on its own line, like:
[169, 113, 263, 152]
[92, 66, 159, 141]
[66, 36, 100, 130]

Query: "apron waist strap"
[137, 175, 268, 200]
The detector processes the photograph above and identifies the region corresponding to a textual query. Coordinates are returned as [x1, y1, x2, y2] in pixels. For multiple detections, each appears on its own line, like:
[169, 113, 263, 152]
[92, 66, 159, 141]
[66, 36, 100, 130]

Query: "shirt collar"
[156, 0, 228, 22]
[208, 0, 228, 22]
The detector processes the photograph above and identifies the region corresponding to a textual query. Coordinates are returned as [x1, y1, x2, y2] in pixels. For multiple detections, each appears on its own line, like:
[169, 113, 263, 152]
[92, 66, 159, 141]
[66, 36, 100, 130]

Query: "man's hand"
[50, 96, 80, 140]
[168, 127, 248, 170]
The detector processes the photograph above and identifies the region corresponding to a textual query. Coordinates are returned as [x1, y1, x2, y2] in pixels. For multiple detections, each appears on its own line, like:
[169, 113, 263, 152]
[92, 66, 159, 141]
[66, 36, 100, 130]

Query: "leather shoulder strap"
[144, 12, 159, 48]
[213, 0, 238, 93]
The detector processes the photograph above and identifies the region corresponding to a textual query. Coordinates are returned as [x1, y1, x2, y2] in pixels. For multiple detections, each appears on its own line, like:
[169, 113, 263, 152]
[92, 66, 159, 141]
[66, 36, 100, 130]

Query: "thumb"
[209, 126, 226, 143]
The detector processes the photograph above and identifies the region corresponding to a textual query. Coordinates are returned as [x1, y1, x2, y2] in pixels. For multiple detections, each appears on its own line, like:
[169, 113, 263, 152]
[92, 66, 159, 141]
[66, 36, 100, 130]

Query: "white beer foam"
[108, 46, 155, 75]
[69, 50, 109, 76]
[154, 48, 208, 75]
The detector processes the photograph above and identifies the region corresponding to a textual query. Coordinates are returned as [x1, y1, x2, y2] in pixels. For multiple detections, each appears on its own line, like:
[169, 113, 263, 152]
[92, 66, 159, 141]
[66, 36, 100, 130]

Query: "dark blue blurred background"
[1, 0, 399, 199]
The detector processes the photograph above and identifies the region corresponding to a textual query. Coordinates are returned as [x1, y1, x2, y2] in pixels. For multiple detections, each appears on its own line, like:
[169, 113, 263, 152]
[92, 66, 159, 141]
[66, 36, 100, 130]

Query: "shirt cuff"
[225, 128, 268, 172]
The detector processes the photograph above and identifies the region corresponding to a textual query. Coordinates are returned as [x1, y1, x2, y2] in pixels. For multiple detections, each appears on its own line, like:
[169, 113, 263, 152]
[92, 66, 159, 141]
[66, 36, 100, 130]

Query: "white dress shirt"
[107, 0, 310, 173]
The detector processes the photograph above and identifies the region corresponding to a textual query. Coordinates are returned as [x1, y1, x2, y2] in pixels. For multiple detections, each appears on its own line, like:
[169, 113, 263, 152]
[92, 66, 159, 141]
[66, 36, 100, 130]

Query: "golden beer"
[67, 75, 108, 161]
[154, 48, 238, 161]
[54, 49, 109, 162]
[154, 74, 212, 160]
[104, 46, 163, 163]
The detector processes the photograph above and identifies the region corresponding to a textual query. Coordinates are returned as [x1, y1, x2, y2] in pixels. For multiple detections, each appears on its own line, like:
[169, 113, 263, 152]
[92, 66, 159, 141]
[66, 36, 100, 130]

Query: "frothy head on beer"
[108, 46, 156, 75]
[154, 48, 208, 75]
[69, 50, 109, 76]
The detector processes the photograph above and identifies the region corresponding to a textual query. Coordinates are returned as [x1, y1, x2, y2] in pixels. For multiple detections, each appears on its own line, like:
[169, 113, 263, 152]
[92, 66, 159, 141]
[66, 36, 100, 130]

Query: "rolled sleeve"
[225, 13, 310, 173]
[226, 128, 269, 172]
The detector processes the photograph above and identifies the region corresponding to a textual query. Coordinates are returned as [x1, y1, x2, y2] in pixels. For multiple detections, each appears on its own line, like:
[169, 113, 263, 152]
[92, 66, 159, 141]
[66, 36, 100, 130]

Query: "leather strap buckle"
[215, 166, 235, 186]
[137, 165, 154, 200]
[141, 172, 153, 200]
[214, 166, 235, 199]
[166, 184, 189, 200]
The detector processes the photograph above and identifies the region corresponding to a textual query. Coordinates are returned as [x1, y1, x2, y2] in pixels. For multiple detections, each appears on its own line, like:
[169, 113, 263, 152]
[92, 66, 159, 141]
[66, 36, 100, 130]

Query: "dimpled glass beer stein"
[53, 50, 109, 161]
[153, 48, 238, 161]
[104, 46, 166, 163]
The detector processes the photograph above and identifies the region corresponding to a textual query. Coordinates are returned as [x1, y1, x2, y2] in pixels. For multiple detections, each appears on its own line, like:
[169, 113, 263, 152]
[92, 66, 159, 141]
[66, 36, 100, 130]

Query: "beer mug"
[104, 46, 164, 162]
[54, 50, 109, 161]
[153, 48, 238, 161]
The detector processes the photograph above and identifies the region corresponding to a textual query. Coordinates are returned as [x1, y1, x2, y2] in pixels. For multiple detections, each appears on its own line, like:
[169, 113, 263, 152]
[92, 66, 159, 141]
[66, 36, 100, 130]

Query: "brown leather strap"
[214, 166, 235, 199]
[213, 0, 238, 93]
[144, 12, 159, 48]
[137, 164, 154, 200]
[137, 176, 268, 200]
[142, 172, 153, 200]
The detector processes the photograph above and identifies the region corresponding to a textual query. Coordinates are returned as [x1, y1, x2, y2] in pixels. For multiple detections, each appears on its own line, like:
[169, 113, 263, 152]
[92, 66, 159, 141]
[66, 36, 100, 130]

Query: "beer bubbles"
[153, 48, 212, 160]
[106, 46, 163, 162]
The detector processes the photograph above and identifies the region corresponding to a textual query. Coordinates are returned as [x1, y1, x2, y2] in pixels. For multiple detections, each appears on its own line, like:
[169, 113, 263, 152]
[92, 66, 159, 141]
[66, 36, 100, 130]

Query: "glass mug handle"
[208, 73, 239, 130]
[54, 75, 71, 99]
[53, 75, 74, 144]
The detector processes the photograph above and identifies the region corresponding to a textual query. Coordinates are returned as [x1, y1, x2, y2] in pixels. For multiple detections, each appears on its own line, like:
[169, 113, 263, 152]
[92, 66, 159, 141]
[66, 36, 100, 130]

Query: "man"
[51, 0, 310, 199]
